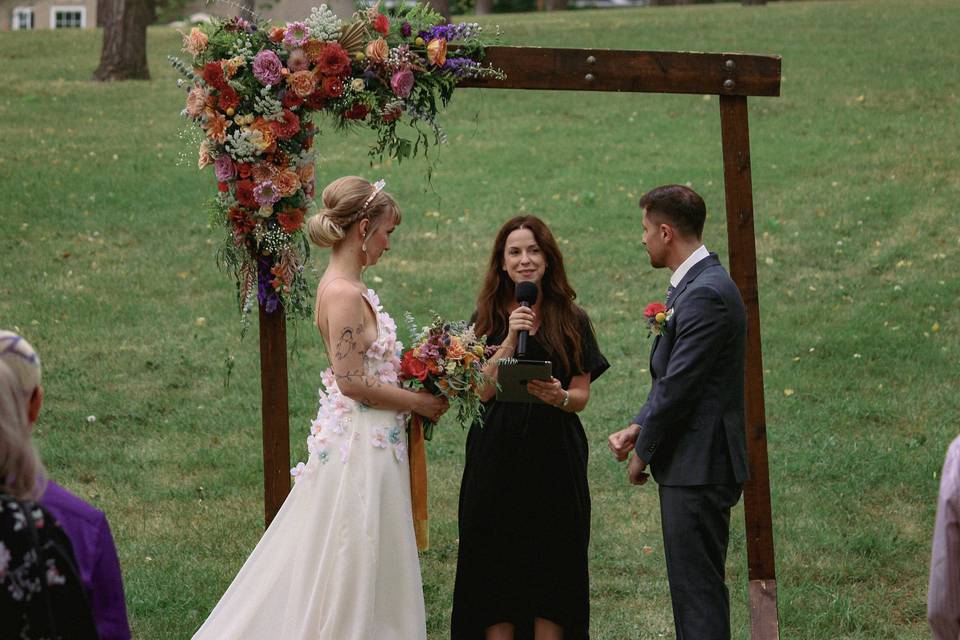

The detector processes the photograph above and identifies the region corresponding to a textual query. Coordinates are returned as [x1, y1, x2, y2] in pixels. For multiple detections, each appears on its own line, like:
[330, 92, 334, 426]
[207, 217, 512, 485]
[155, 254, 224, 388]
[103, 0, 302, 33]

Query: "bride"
[193, 176, 449, 640]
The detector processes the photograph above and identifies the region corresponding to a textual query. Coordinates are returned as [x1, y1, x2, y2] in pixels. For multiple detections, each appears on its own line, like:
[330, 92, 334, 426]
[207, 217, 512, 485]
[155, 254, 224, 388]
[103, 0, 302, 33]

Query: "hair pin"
[360, 179, 386, 213]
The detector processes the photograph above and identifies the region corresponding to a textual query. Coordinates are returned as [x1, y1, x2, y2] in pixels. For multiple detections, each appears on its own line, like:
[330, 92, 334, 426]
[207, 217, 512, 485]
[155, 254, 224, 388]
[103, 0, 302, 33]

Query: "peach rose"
[185, 85, 207, 118]
[426, 38, 447, 66]
[287, 69, 317, 98]
[446, 337, 466, 360]
[274, 169, 301, 197]
[296, 162, 315, 185]
[248, 118, 276, 151]
[365, 38, 389, 63]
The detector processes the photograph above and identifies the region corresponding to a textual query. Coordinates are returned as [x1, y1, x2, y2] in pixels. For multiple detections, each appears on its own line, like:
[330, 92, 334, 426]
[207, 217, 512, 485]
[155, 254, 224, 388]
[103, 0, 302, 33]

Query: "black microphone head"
[515, 281, 539, 306]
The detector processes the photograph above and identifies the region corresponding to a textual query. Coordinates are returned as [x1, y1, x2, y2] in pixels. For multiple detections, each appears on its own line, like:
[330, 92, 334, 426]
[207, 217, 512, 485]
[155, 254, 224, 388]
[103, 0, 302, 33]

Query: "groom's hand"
[608, 424, 641, 462]
[628, 454, 649, 486]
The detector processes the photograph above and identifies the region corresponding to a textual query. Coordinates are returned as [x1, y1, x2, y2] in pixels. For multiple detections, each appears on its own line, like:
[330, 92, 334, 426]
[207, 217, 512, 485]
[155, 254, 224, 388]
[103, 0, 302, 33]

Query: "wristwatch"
[560, 389, 570, 408]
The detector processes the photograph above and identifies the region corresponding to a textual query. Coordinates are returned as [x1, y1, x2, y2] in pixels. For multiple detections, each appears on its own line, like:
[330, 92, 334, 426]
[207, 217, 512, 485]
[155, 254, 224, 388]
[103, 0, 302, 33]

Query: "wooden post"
[258, 302, 291, 528]
[719, 94, 779, 640]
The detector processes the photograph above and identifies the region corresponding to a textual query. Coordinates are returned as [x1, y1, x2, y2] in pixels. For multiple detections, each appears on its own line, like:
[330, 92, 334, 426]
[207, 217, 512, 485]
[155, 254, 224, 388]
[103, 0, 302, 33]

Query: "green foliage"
[1, 1, 958, 637]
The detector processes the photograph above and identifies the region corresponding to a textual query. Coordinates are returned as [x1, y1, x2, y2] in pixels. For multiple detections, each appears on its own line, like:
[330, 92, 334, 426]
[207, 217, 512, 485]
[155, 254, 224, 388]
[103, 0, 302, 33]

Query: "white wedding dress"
[193, 289, 426, 640]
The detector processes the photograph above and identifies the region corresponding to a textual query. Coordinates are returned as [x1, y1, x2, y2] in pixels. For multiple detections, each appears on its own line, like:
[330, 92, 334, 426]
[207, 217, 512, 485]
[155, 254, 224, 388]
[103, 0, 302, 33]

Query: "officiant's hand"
[506, 305, 537, 346]
[628, 454, 649, 486]
[608, 424, 641, 462]
[527, 377, 564, 406]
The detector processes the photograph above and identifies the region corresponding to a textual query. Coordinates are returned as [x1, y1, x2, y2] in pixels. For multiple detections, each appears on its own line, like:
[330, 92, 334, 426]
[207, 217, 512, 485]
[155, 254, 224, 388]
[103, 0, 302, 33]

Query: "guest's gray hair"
[0, 360, 46, 500]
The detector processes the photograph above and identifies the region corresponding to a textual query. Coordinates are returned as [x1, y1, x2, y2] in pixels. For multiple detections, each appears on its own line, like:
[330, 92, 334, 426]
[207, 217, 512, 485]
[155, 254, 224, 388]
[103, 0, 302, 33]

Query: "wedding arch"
[254, 44, 782, 639]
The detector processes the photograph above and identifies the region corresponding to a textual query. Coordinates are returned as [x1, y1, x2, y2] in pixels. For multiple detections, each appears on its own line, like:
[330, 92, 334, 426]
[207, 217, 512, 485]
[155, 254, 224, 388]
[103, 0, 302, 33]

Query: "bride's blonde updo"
[307, 176, 401, 248]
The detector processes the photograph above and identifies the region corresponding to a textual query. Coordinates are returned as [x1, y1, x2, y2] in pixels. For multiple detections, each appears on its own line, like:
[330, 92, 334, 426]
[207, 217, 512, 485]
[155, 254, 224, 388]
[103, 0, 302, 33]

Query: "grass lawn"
[1, 0, 958, 637]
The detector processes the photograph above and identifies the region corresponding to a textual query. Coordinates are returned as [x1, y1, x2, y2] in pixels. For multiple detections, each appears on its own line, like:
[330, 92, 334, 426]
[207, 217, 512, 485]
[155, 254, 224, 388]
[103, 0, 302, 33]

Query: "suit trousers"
[658, 483, 743, 640]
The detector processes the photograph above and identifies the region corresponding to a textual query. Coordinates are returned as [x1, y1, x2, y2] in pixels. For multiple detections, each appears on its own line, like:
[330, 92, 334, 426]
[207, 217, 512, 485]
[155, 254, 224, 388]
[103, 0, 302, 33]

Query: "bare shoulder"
[317, 277, 365, 304]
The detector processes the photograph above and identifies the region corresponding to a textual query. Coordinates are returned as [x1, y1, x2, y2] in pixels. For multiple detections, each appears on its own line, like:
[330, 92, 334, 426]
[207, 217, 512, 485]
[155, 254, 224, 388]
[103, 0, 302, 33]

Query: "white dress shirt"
[670, 245, 710, 288]
[930, 435, 960, 639]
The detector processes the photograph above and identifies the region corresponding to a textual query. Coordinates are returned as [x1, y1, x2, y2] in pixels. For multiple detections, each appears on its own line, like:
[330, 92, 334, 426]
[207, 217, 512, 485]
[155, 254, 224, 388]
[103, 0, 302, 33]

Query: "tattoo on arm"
[334, 324, 363, 361]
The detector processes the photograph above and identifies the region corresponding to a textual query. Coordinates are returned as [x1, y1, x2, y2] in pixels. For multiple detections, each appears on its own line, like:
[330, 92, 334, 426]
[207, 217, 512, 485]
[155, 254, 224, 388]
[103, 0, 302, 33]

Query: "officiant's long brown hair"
[474, 216, 584, 375]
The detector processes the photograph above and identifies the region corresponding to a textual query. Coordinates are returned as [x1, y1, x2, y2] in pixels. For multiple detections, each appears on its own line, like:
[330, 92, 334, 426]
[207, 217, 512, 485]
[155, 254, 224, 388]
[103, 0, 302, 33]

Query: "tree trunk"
[475, 0, 492, 15]
[545, 0, 566, 10]
[93, 0, 150, 81]
[424, 0, 451, 21]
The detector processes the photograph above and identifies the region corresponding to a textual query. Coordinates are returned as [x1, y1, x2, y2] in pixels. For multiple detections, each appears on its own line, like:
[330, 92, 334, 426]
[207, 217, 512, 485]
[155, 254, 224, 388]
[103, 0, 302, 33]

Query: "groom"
[608, 185, 749, 640]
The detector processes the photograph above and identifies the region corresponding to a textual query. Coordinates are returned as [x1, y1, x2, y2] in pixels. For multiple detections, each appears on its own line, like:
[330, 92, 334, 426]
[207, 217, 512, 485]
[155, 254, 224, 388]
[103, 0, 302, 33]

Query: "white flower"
[393, 442, 407, 462]
[290, 461, 306, 481]
[371, 427, 388, 449]
[86, 415, 97, 423]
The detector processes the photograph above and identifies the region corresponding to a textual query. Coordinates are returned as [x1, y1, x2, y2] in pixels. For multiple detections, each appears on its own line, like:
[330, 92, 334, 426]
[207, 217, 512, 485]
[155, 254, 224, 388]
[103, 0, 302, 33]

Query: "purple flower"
[284, 21, 309, 48]
[214, 155, 236, 182]
[443, 57, 482, 78]
[390, 69, 414, 98]
[422, 23, 478, 43]
[401, 21, 412, 37]
[253, 50, 283, 86]
[253, 180, 281, 207]
[257, 257, 280, 313]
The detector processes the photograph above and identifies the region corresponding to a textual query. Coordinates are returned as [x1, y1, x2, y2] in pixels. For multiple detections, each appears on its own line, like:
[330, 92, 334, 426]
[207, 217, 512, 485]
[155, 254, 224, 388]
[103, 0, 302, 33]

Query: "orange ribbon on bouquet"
[408, 414, 429, 551]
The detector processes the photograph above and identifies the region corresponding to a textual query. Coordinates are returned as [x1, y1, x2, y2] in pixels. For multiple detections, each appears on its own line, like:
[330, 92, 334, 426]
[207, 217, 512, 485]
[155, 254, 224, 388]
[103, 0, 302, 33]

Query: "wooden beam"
[460, 46, 781, 97]
[718, 94, 780, 639]
[258, 302, 291, 528]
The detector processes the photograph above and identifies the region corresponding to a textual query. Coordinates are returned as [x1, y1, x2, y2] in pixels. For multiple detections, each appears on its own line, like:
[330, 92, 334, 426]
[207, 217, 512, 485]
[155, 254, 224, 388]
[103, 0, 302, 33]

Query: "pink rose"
[214, 154, 236, 182]
[390, 69, 414, 98]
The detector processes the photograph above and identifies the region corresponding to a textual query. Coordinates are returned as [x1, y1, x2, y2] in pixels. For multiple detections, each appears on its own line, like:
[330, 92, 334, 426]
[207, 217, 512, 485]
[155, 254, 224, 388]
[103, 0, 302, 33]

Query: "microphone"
[514, 281, 539, 358]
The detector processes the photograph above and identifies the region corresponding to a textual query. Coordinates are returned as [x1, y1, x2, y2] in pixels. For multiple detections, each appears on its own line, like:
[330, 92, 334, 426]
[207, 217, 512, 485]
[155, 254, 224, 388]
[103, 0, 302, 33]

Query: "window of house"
[50, 5, 85, 28]
[12, 7, 35, 30]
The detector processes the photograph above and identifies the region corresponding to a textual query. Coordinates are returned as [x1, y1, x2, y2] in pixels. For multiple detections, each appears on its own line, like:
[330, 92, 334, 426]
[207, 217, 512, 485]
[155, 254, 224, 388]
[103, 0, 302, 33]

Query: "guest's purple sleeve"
[90, 515, 132, 640]
[929, 436, 960, 640]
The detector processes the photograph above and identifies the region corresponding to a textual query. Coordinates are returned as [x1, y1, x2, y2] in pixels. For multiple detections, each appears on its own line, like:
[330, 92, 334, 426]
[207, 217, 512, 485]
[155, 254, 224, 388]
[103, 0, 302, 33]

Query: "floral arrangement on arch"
[400, 314, 494, 439]
[169, 4, 504, 317]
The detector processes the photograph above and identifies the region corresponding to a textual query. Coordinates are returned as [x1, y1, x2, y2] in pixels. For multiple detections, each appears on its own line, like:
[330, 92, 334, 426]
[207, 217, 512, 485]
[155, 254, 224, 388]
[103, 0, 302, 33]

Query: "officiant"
[451, 215, 609, 640]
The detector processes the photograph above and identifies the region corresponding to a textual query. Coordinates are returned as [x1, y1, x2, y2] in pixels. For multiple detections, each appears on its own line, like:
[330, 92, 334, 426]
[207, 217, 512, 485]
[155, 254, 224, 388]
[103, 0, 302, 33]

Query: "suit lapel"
[648, 253, 721, 376]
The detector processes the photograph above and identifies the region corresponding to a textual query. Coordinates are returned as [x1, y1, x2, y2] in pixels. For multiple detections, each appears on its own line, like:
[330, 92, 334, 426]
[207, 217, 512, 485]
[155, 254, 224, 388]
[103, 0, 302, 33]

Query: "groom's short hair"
[639, 185, 706, 239]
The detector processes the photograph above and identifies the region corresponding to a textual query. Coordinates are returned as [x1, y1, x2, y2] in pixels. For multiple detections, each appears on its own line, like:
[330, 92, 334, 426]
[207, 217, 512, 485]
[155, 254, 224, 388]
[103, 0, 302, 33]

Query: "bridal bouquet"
[400, 315, 492, 439]
[169, 4, 503, 319]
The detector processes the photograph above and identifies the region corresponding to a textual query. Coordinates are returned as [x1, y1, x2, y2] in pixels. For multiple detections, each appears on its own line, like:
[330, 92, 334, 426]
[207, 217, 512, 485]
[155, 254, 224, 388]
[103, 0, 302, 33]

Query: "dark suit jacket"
[633, 253, 750, 486]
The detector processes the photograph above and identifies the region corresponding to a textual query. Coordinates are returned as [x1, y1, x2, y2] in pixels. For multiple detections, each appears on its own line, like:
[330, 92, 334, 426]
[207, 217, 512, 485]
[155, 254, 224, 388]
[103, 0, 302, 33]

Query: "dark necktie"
[664, 285, 676, 307]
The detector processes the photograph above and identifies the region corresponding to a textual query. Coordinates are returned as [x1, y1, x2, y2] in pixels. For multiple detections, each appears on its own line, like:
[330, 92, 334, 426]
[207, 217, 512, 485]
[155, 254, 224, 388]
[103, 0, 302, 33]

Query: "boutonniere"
[643, 302, 674, 337]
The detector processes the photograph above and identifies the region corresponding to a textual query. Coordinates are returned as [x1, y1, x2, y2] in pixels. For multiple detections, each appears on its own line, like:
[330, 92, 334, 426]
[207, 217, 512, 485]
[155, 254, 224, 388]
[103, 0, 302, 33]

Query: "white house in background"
[0, 0, 97, 30]
[2, 0, 365, 31]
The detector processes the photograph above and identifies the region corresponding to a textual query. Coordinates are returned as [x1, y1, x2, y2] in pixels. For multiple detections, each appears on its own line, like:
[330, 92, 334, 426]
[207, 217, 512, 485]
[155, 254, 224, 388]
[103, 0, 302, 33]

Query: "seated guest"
[0, 359, 100, 639]
[1, 330, 131, 640]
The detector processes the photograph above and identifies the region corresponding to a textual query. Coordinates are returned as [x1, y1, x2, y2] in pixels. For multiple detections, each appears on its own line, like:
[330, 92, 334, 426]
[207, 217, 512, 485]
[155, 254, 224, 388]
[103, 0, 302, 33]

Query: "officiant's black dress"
[452, 309, 608, 639]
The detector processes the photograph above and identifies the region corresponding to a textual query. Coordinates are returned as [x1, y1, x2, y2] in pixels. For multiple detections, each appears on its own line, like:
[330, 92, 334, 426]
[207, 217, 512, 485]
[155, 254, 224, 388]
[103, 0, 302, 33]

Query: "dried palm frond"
[338, 21, 367, 55]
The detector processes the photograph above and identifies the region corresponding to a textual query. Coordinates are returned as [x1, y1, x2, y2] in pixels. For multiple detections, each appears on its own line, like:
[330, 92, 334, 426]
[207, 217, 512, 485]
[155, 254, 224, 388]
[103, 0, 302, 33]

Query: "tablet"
[495, 358, 553, 404]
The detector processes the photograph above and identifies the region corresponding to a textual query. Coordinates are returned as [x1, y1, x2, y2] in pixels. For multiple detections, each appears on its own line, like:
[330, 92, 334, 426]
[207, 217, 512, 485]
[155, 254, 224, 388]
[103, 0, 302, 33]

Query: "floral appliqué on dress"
[291, 289, 409, 482]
